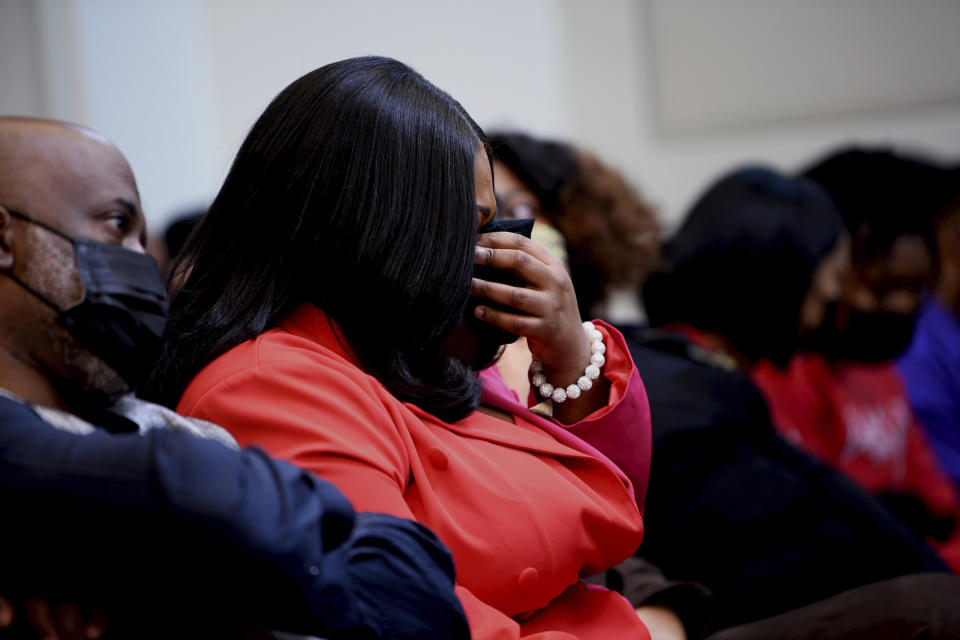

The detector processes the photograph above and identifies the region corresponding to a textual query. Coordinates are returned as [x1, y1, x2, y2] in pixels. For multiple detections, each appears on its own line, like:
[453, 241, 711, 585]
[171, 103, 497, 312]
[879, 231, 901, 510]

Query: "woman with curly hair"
[488, 132, 660, 323]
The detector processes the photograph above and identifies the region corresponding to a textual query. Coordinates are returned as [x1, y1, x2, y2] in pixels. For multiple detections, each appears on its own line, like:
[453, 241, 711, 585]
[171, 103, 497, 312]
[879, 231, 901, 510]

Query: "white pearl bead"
[528, 323, 605, 404]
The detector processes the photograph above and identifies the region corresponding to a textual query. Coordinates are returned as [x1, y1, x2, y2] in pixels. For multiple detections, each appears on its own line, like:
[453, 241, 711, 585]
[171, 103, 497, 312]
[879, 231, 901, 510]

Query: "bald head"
[0, 118, 148, 411]
[0, 117, 146, 251]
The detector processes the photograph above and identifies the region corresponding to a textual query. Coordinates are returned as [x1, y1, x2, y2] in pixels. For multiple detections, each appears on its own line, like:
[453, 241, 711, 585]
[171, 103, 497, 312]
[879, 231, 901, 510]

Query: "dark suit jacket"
[0, 395, 468, 639]
[617, 327, 948, 633]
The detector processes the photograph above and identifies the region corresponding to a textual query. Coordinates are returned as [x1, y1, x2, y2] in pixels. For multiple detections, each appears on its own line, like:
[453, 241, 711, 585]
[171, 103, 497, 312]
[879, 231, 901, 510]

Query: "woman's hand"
[472, 231, 609, 423]
[0, 597, 105, 640]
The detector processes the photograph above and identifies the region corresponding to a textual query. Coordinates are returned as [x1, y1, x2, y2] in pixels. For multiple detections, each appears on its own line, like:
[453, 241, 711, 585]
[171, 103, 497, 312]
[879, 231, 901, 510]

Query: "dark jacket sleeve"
[0, 397, 468, 639]
[623, 332, 949, 633]
[606, 556, 713, 640]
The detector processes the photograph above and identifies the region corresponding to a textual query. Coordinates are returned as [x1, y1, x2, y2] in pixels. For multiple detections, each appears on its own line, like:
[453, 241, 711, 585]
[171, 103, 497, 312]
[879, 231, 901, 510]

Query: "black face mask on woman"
[4, 211, 169, 388]
[800, 300, 918, 363]
[462, 217, 536, 369]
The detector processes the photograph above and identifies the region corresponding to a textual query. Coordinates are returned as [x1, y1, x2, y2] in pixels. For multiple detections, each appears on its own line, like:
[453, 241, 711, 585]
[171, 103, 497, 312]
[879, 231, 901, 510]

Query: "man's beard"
[22, 227, 129, 406]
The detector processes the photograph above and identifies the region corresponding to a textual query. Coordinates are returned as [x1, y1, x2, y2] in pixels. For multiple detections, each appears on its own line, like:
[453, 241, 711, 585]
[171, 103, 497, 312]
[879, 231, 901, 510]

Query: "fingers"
[23, 600, 102, 640]
[473, 304, 541, 337]
[477, 230, 556, 265]
[83, 609, 106, 640]
[26, 598, 58, 640]
[474, 246, 553, 290]
[475, 233, 563, 289]
[0, 596, 12, 628]
[470, 278, 548, 316]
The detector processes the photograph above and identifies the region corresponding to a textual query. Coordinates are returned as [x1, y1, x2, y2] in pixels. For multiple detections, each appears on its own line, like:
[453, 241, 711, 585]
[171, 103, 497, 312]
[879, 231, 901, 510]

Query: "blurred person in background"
[488, 131, 660, 401]
[146, 207, 204, 278]
[491, 136, 960, 639]
[898, 165, 960, 492]
[489, 132, 660, 323]
[0, 116, 468, 639]
[639, 165, 960, 637]
[754, 149, 960, 570]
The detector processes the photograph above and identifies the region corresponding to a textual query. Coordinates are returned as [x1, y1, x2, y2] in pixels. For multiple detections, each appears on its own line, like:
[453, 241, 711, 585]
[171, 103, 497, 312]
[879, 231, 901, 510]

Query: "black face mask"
[5, 211, 169, 388]
[800, 300, 918, 363]
[462, 218, 536, 369]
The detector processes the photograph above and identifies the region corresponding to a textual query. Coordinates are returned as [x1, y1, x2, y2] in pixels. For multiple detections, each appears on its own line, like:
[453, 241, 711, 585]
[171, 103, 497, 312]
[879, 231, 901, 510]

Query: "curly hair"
[555, 150, 660, 316]
[488, 132, 659, 317]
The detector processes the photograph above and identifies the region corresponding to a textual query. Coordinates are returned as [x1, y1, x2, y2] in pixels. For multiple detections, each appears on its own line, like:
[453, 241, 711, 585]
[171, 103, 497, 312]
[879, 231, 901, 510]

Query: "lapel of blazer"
[279, 304, 628, 481]
[472, 367, 633, 487]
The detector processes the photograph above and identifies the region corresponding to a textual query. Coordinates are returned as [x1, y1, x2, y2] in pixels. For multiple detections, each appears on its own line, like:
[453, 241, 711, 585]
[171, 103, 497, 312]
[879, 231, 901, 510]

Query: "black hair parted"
[145, 56, 489, 421]
[644, 166, 844, 368]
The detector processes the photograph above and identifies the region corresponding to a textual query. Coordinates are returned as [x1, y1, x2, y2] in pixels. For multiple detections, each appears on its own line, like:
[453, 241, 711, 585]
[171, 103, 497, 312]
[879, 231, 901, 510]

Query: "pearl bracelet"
[530, 321, 606, 404]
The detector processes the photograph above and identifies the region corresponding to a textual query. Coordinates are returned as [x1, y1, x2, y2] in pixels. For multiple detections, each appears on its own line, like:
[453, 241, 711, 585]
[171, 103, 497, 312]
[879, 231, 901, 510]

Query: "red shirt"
[754, 354, 960, 570]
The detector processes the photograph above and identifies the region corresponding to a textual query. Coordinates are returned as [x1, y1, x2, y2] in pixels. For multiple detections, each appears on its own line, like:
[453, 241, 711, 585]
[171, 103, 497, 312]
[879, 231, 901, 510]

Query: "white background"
[2, 0, 959, 233]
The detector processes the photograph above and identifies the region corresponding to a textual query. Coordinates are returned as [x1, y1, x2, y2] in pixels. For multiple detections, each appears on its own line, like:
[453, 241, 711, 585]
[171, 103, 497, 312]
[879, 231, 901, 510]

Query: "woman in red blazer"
[149, 57, 652, 639]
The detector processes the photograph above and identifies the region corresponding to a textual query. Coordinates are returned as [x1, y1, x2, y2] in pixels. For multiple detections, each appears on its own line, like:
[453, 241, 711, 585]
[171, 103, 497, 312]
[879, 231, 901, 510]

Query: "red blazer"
[179, 304, 651, 639]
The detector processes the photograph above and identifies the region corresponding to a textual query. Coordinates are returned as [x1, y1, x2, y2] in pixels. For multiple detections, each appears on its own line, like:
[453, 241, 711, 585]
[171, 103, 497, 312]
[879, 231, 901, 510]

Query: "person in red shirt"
[754, 149, 960, 570]
[489, 133, 960, 637]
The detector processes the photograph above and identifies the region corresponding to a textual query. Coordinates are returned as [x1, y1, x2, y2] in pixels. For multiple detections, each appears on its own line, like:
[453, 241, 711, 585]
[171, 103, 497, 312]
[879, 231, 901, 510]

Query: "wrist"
[531, 322, 606, 403]
[540, 335, 591, 384]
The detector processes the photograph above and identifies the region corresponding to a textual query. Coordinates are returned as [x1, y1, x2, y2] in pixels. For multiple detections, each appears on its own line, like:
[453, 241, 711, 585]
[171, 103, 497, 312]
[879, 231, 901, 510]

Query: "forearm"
[1, 415, 465, 637]
[554, 322, 653, 505]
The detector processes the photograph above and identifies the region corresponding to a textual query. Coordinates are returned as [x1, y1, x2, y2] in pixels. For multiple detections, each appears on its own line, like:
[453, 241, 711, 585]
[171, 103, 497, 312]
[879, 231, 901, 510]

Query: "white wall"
[2, 0, 959, 234]
[200, 0, 575, 171]
[0, 0, 45, 116]
[557, 0, 960, 229]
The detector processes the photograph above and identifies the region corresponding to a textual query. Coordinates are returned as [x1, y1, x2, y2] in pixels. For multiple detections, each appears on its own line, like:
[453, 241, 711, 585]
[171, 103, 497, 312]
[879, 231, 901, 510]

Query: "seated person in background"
[0, 116, 468, 639]
[754, 149, 960, 570]
[489, 131, 660, 325]
[489, 133, 709, 640]
[490, 134, 960, 639]
[146, 207, 204, 279]
[639, 165, 960, 635]
[898, 166, 960, 491]
[147, 57, 654, 640]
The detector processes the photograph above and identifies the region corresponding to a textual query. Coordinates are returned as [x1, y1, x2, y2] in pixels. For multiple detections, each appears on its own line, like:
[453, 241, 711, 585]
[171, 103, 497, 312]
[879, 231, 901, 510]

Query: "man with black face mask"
[754, 149, 960, 571]
[0, 117, 468, 639]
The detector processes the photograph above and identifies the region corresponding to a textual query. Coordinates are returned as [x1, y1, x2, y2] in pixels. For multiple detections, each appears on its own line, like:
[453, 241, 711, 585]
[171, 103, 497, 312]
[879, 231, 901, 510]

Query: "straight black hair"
[644, 166, 844, 368]
[146, 57, 489, 421]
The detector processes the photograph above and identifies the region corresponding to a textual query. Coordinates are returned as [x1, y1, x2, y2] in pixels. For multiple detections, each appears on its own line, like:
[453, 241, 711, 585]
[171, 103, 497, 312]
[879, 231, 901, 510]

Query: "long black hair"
[643, 166, 844, 367]
[146, 57, 488, 421]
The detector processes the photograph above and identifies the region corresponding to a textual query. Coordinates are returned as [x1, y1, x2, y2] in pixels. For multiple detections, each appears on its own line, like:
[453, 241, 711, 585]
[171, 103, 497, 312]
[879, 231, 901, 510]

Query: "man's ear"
[0, 207, 15, 270]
